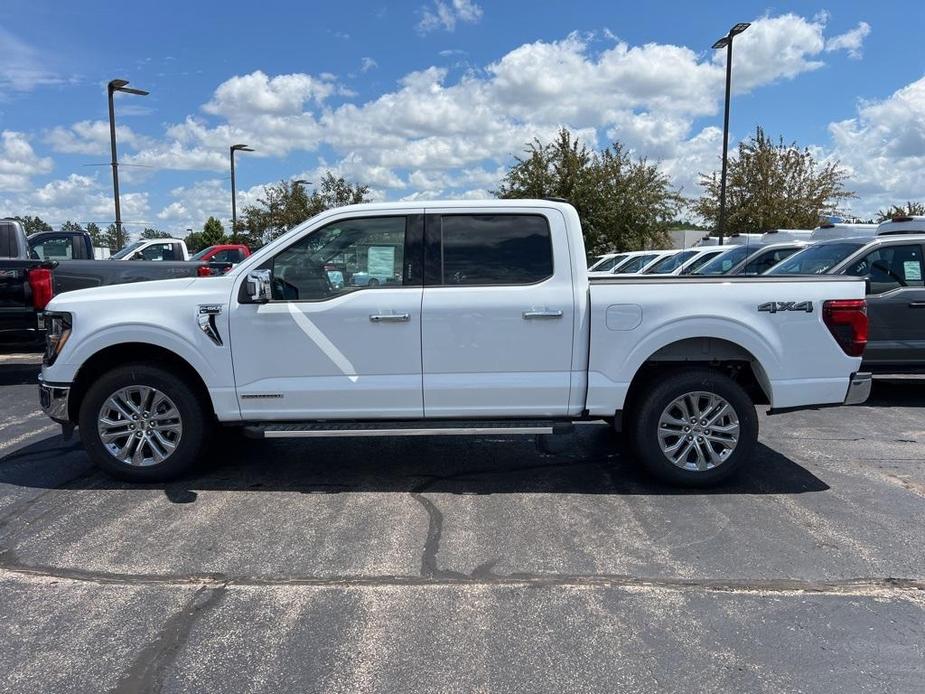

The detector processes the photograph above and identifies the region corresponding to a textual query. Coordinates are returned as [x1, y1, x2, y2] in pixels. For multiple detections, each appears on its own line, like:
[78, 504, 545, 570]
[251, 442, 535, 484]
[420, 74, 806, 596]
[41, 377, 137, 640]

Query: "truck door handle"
[909, 302, 925, 308]
[369, 313, 410, 322]
[522, 309, 563, 319]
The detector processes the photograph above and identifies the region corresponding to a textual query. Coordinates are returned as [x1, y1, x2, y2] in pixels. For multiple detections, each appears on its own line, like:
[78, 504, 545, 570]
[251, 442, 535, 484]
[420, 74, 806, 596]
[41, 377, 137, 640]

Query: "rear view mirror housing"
[245, 269, 273, 303]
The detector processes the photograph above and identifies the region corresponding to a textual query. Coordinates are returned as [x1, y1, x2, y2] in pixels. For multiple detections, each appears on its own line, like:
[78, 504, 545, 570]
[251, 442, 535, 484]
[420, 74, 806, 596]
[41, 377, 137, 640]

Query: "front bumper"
[39, 377, 71, 423]
[843, 372, 872, 405]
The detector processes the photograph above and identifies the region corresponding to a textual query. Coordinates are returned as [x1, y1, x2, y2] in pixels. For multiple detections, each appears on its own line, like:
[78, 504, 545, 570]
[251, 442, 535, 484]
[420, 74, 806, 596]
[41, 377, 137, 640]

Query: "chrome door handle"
[909, 302, 925, 308]
[522, 309, 563, 319]
[369, 313, 410, 322]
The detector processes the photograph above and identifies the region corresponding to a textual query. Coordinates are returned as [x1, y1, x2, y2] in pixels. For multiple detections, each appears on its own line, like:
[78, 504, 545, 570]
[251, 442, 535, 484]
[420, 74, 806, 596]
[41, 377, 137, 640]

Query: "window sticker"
[904, 260, 922, 281]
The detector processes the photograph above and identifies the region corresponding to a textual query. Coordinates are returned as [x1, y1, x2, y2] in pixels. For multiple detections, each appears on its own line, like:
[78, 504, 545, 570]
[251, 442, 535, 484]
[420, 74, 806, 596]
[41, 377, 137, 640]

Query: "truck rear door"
[421, 209, 575, 417]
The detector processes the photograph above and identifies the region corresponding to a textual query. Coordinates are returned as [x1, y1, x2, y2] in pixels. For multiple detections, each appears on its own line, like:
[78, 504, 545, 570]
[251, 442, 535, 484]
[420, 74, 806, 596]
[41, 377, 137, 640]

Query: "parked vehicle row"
[1, 220, 254, 344]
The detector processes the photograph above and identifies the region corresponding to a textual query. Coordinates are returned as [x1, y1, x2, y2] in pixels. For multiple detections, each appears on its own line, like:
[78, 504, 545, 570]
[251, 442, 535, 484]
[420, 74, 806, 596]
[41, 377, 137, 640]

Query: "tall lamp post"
[230, 143, 254, 241]
[711, 22, 750, 245]
[107, 79, 148, 246]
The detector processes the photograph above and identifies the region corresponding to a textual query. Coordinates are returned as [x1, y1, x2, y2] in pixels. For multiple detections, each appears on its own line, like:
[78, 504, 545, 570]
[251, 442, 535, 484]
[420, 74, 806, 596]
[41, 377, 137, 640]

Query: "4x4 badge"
[758, 301, 813, 314]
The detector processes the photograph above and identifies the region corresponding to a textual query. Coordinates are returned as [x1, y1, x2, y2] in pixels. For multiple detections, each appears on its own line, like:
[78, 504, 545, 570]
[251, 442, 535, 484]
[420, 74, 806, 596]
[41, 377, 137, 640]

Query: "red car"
[190, 244, 251, 264]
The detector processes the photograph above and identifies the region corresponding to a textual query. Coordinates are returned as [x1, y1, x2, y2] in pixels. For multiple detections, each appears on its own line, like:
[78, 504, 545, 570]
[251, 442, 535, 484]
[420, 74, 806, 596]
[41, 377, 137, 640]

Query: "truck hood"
[46, 276, 232, 310]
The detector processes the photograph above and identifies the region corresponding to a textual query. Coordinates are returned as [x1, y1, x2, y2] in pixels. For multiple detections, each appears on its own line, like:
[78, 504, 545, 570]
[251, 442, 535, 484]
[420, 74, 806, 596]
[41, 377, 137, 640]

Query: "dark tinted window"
[692, 245, 750, 275]
[844, 244, 924, 294]
[744, 247, 799, 275]
[645, 250, 696, 274]
[440, 215, 552, 285]
[590, 254, 626, 272]
[681, 250, 722, 274]
[615, 254, 658, 274]
[213, 249, 243, 263]
[767, 242, 865, 275]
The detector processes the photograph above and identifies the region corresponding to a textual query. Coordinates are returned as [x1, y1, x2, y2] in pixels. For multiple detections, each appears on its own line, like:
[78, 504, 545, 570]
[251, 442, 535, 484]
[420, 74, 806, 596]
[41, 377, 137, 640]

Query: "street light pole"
[711, 22, 750, 246]
[107, 79, 148, 247]
[230, 144, 254, 242]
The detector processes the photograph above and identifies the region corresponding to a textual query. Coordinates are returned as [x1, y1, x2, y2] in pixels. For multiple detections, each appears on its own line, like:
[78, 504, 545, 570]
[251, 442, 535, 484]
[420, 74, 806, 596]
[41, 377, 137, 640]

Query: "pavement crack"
[112, 583, 227, 694]
[410, 492, 466, 580]
[2, 562, 922, 599]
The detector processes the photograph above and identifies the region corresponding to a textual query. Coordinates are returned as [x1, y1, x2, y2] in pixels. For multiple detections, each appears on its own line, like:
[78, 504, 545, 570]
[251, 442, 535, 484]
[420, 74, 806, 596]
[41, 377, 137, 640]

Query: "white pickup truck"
[38, 200, 871, 487]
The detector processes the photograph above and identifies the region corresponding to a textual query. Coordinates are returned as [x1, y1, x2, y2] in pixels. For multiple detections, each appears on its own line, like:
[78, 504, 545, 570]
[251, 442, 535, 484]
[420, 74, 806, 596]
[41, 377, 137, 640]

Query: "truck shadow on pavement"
[1, 426, 829, 499]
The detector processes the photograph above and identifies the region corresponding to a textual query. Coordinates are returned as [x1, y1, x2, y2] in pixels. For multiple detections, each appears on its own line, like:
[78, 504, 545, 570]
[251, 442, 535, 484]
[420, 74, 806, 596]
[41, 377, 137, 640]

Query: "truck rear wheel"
[628, 368, 757, 487]
[78, 363, 208, 482]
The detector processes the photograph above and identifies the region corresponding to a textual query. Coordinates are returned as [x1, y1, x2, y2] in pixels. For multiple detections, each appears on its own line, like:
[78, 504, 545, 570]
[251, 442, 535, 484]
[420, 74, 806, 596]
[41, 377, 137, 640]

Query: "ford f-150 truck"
[38, 200, 871, 487]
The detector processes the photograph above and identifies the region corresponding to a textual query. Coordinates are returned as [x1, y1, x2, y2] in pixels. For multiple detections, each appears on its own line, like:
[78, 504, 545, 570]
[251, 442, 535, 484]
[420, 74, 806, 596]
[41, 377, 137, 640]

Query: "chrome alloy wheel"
[97, 386, 183, 466]
[657, 391, 740, 471]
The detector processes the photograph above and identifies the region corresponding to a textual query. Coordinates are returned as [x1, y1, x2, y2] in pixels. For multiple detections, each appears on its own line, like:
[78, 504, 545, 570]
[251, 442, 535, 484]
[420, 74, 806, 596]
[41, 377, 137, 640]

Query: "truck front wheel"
[78, 363, 209, 482]
[628, 368, 758, 487]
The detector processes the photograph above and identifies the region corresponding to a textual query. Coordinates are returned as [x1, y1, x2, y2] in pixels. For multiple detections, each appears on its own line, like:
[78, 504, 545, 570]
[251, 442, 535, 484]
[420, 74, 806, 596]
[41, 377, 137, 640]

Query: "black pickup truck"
[0, 220, 54, 344]
[1, 221, 226, 344]
[25, 229, 227, 294]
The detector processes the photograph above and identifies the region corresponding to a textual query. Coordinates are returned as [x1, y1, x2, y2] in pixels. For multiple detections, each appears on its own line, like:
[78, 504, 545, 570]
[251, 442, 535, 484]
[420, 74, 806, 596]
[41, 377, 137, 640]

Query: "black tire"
[367, 278, 380, 287]
[627, 368, 758, 487]
[78, 363, 209, 482]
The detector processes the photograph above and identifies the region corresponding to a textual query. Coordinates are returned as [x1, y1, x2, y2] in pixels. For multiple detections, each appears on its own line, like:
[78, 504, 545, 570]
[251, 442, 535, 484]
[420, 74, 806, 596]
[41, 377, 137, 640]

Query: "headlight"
[44, 311, 72, 366]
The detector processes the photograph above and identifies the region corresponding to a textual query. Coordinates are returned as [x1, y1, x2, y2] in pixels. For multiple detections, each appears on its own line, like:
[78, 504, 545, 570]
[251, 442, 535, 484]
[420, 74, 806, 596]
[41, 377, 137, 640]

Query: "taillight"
[197, 265, 214, 277]
[822, 299, 868, 357]
[28, 267, 54, 310]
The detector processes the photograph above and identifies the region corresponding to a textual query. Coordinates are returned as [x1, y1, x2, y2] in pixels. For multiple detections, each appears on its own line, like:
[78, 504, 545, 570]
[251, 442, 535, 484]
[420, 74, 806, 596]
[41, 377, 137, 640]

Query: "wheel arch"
[68, 343, 215, 423]
[620, 337, 772, 428]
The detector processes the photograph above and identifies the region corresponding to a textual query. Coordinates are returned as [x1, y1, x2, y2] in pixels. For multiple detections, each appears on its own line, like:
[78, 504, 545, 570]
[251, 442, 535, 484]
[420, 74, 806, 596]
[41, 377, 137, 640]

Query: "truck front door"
[421, 210, 575, 417]
[230, 213, 424, 419]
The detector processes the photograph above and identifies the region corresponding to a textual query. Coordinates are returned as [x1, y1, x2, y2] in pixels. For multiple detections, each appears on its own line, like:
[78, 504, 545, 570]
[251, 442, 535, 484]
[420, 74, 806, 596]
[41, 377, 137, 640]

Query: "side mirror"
[245, 269, 273, 304]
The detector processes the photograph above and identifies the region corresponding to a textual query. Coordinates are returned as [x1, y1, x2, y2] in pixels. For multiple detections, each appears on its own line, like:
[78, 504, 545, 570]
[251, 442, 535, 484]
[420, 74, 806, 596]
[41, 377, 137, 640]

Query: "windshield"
[645, 250, 696, 274]
[766, 242, 866, 275]
[588, 254, 626, 272]
[110, 240, 145, 259]
[682, 250, 722, 273]
[692, 246, 750, 275]
[190, 246, 215, 261]
[614, 254, 658, 274]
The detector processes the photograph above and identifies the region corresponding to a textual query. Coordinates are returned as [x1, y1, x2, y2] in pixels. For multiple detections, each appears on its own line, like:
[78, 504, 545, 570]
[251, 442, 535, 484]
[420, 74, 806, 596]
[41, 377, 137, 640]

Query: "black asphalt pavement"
[1, 351, 923, 693]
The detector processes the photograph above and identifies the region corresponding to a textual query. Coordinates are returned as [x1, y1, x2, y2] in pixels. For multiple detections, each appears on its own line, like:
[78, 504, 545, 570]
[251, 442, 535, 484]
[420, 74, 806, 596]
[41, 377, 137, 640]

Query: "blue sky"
[0, 0, 923, 236]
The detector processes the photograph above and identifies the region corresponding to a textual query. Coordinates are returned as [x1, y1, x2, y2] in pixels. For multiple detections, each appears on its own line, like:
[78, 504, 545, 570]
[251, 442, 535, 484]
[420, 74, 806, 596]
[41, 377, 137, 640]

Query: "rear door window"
[437, 214, 553, 285]
[844, 244, 925, 294]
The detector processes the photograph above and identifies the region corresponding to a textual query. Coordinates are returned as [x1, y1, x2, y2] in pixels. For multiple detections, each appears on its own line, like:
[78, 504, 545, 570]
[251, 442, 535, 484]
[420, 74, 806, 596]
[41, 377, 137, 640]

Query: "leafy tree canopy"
[140, 227, 171, 239]
[200, 216, 226, 247]
[496, 128, 683, 255]
[694, 127, 854, 233]
[11, 215, 52, 235]
[240, 172, 371, 246]
[876, 201, 925, 222]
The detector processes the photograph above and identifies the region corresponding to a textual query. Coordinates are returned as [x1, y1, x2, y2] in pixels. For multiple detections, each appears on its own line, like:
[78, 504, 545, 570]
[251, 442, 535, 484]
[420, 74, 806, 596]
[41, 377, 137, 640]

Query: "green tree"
[876, 201, 925, 222]
[695, 127, 854, 233]
[240, 172, 371, 245]
[184, 231, 206, 253]
[85, 222, 104, 247]
[102, 223, 127, 251]
[200, 216, 226, 247]
[496, 128, 683, 254]
[60, 220, 85, 232]
[12, 215, 52, 235]
[141, 227, 171, 239]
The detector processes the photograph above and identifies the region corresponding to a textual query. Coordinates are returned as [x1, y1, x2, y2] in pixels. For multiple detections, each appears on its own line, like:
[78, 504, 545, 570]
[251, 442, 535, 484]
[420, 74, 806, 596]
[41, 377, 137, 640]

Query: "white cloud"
[417, 0, 483, 34]
[0, 27, 64, 95]
[825, 21, 871, 59]
[0, 131, 54, 191]
[0, 173, 151, 235]
[44, 120, 150, 156]
[360, 57, 378, 73]
[203, 70, 338, 117]
[828, 76, 925, 216]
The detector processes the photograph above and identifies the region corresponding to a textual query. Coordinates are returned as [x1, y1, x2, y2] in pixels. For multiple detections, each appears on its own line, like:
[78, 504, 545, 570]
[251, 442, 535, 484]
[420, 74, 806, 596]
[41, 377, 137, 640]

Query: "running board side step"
[242, 420, 574, 439]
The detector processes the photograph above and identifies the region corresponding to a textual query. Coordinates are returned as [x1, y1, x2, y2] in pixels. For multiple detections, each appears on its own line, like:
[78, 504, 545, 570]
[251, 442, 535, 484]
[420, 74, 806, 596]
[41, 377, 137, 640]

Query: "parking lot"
[0, 350, 923, 693]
